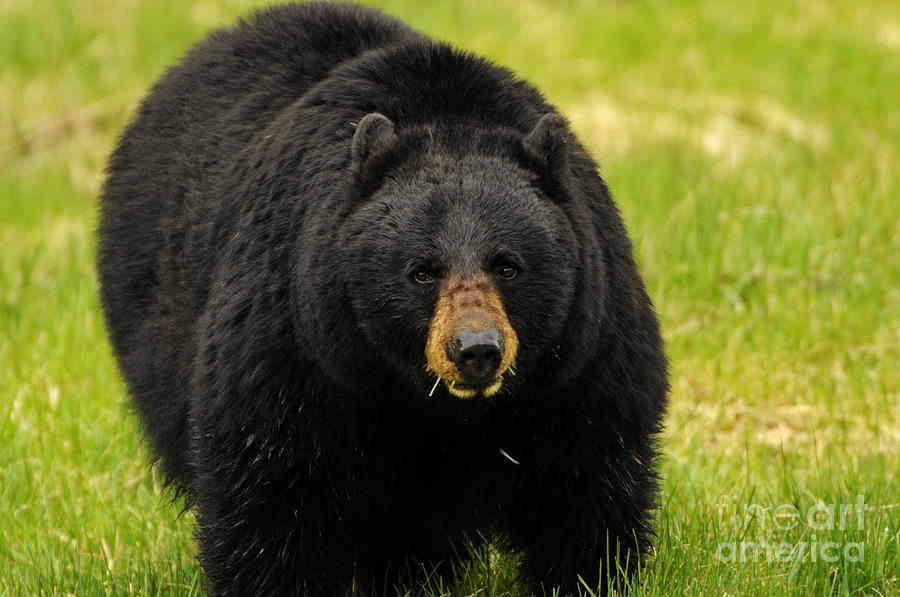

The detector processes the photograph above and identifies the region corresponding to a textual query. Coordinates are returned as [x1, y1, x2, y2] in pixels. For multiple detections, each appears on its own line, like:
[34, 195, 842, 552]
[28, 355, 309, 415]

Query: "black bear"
[97, 2, 667, 596]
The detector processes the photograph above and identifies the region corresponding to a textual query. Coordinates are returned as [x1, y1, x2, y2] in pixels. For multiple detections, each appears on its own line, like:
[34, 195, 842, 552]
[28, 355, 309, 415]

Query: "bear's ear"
[521, 113, 571, 200]
[523, 113, 569, 172]
[351, 113, 398, 183]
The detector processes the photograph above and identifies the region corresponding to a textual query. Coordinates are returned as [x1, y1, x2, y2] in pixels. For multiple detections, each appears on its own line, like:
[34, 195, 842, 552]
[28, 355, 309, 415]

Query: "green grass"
[1, 0, 898, 594]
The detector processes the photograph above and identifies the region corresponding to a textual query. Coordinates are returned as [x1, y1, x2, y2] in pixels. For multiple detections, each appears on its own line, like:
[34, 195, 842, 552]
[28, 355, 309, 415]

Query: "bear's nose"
[449, 329, 503, 385]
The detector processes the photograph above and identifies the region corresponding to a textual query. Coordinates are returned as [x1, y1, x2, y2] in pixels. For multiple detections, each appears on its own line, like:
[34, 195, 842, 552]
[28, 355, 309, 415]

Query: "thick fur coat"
[97, 3, 668, 596]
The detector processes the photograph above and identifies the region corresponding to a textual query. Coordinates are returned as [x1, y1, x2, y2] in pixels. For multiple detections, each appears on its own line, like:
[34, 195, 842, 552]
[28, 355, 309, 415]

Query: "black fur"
[97, 3, 668, 596]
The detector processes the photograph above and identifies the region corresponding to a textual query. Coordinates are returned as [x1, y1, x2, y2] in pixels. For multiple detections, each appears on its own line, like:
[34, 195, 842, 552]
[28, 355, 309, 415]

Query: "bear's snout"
[425, 273, 518, 398]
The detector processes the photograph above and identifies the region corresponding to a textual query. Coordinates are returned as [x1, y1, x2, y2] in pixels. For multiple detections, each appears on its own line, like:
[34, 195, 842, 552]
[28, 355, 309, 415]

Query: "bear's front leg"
[187, 286, 366, 596]
[503, 442, 658, 596]
[192, 441, 357, 597]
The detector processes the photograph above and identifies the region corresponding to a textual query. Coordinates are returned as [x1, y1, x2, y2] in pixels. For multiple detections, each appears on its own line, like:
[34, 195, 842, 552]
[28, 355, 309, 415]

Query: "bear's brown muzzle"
[425, 273, 518, 398]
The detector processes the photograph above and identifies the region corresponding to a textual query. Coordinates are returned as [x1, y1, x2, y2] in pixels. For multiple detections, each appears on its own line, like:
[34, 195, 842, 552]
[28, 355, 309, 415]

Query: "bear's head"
[332, 113, 586, 399]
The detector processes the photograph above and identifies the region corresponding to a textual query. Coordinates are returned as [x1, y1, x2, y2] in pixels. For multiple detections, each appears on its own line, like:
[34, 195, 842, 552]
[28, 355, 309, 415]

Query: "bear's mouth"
[443, 377, 503, 399]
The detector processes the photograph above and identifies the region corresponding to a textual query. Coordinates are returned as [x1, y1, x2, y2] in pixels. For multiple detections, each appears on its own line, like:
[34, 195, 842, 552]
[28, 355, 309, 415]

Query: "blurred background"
[1, 0, 897, 595]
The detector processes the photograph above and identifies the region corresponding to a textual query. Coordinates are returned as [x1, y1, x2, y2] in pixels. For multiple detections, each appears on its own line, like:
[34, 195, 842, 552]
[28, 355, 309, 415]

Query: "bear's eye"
[412, 269, 434, 284]
[411, 260, 442, 284]
[498, 265, 518, 280]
